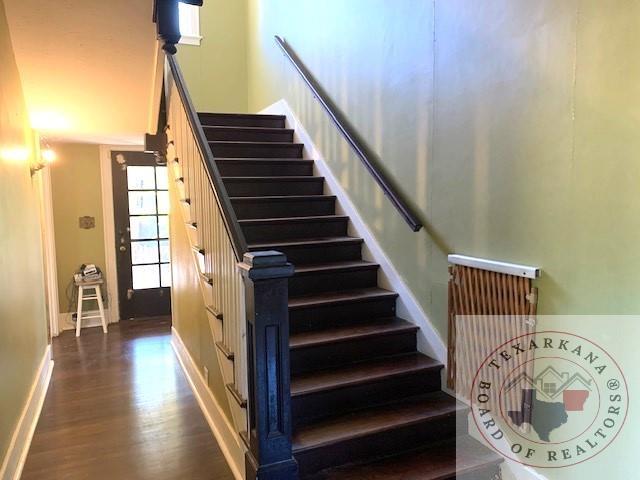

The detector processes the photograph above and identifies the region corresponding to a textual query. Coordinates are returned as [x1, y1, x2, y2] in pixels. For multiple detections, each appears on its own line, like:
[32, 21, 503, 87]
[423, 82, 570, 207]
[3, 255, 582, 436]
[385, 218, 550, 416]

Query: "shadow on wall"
[267, 24, 449, 338]
[248, 0, 640, 339]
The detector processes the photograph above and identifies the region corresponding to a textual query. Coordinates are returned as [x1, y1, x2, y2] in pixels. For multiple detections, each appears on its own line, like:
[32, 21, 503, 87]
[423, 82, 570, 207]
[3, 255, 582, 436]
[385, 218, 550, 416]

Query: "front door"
[111, 151, 171, 319]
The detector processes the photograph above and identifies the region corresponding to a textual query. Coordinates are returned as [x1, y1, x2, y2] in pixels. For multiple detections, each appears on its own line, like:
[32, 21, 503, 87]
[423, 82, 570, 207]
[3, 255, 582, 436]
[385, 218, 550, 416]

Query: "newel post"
[153, 0, 203, 55]
[239, 251, 298, 480]
[153, 0, 180, 54]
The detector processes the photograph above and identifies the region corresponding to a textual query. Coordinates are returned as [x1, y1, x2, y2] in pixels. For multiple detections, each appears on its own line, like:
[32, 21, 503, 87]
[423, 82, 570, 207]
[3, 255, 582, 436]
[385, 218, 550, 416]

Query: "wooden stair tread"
[209, 140, 303, 146]
[292, 391, 460, 452]
[216, 158, 313, 164]
[239, 215, 348, 225]
[222, 176, 322, 181]
[289, 287, 397, 309]
[231, 195, 333, 202]
[248, 236, 363, 250]
[290, 317, 417, 350]
[291, 352, 440, 397]
[198, 112, 286, 126]
[293, 260, 378, 275]
[314, 436, 503, 480]
[198, 112, 285, 119]
[203, 126, 293, 133]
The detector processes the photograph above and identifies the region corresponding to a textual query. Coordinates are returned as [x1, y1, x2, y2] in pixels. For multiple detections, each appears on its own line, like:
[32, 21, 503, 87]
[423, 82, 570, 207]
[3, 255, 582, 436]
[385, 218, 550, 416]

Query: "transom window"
[127, 166, 171, 289]
[178, 2, 201, 46]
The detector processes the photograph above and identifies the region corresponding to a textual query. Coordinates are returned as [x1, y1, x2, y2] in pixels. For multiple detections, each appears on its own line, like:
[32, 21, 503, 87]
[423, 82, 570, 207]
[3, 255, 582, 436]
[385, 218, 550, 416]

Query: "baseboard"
[0, 346, 53, 480]
[58, 309, 113, 332]
[259, 99, 447, 364]
[171, 327, 245, 480]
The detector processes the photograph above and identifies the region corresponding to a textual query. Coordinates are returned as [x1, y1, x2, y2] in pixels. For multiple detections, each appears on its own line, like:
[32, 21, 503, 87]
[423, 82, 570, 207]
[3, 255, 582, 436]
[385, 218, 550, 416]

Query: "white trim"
[178, 3, 201, 46]
[0, 346, 53, 480]
[448, 254, 541, 279]
[171, 327, 245, 480]
[259, 99, 447, 364]
[58, 309, 113, 332]
[40, 166, 61, 337]
[148, 43, 166, 133]
[99, 144, 145, 324]
[179, 35, 203, 46]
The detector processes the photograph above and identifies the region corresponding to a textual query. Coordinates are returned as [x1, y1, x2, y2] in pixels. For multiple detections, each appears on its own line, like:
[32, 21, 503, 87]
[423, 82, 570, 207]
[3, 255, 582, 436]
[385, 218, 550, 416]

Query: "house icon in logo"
[505, 366, 592, 411]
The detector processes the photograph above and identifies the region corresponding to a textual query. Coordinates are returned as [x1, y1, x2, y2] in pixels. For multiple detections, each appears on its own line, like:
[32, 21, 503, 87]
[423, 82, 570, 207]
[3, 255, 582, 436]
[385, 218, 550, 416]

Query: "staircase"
[198, 112, 503, 479]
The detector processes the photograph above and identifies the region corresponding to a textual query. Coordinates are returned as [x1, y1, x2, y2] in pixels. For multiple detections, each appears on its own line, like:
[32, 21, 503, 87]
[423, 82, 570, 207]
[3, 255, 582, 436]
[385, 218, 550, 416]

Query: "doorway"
[111, 151, 171, 319]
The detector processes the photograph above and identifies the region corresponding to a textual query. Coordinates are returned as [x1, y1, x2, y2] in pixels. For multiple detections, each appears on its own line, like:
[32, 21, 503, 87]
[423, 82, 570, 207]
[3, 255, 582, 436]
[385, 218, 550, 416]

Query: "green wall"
[50, 143, 107, 313]
[176, 0, 248, 113]
[0, 0, 49, 465]
[246, 0, 640, 338]
[242, 3, 640, 477]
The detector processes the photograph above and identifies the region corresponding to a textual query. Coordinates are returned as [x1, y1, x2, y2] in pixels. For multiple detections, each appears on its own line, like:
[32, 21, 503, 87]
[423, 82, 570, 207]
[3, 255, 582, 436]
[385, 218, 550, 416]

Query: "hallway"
[21, 318, 235, 480]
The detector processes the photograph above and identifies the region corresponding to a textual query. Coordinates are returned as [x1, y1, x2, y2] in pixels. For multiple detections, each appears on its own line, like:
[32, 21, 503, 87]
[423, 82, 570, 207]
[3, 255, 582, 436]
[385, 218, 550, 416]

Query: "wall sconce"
[31, 140, 56, 176]
[0, 147, 29, 163]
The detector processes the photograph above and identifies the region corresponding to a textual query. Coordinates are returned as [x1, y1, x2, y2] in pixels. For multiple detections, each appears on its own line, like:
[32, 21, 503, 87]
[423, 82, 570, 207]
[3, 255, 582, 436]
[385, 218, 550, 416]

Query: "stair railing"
[166, 51, 251, 404]
[274, 35, 423, 232]
[150, 8, 298, 472]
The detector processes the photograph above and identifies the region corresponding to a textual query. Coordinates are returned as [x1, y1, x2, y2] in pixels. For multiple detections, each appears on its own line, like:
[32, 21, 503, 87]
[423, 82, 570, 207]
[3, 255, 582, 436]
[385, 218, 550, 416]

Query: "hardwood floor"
[21, 317, 235, 480]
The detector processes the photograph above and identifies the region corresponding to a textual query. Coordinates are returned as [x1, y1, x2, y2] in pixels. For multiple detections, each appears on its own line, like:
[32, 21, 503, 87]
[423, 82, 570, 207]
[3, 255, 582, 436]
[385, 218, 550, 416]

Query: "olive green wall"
[50, 143, 107, 313]
[0, 0, 49, 465]
[168, 171, 232, 422]
[246, 0, 640, 340]
[176, 0, 248, 113]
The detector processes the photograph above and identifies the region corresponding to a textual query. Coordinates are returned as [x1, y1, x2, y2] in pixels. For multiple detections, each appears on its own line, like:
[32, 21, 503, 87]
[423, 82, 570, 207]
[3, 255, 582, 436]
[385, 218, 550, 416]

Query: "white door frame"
[99, 144, 145, 324]
[39, 166, 61, 337]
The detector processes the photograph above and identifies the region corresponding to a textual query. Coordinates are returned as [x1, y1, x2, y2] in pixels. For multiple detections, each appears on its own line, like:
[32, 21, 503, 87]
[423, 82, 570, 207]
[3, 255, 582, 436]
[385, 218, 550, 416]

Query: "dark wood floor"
[21, 317, 235, 480]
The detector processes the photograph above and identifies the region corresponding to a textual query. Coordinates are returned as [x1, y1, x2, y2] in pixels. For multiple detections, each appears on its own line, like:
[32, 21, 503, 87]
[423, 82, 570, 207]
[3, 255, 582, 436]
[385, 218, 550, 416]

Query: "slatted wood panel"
[448, 264, 538, 408]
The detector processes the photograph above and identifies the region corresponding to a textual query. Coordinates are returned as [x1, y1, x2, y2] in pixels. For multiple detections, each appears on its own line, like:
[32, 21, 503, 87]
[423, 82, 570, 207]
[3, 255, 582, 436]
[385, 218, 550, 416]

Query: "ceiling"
[4, 0, 158, 144]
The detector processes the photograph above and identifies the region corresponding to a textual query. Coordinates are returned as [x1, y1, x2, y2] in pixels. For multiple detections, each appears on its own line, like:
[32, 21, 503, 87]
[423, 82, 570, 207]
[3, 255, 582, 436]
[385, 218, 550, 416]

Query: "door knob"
[119, 245, 127, 252]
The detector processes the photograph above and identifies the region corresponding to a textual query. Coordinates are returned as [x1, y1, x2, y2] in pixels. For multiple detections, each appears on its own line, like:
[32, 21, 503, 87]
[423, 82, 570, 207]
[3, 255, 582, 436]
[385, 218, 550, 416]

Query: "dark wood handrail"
[166, 55, 249, 259]
[274, 35, 423, 232]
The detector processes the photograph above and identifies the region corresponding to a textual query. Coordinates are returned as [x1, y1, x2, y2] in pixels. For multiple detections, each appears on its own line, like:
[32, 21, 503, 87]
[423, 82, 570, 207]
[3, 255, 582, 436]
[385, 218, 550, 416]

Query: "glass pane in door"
[155, 166, 168, 190]
[130, 216, 158, 240]
[160, 263, 172, 287]
[158, 215, 169, 238]
[159, 240, 170, 263]
[129, 191, 157, 215]
[157, 191, 170, 214]
[131, 241, 160, 264]
[127, 166, 156, 190]
[132, 264, 160, 289]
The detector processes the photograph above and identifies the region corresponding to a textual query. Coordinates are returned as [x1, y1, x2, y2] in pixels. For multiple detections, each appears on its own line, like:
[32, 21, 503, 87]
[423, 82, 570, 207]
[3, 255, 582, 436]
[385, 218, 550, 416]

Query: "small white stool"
[75, 280, 108, 337]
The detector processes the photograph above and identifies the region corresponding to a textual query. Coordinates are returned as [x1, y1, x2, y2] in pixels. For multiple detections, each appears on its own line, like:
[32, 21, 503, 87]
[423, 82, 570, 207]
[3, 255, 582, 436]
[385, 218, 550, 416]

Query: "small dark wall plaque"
[79, 216, 96, 229]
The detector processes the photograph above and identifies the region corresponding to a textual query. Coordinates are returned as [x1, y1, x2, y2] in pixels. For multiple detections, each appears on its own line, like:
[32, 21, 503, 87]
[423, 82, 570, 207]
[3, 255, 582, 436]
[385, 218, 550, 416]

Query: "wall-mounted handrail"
[166, 54, 248, 260]
[274, 35, 423, 232]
